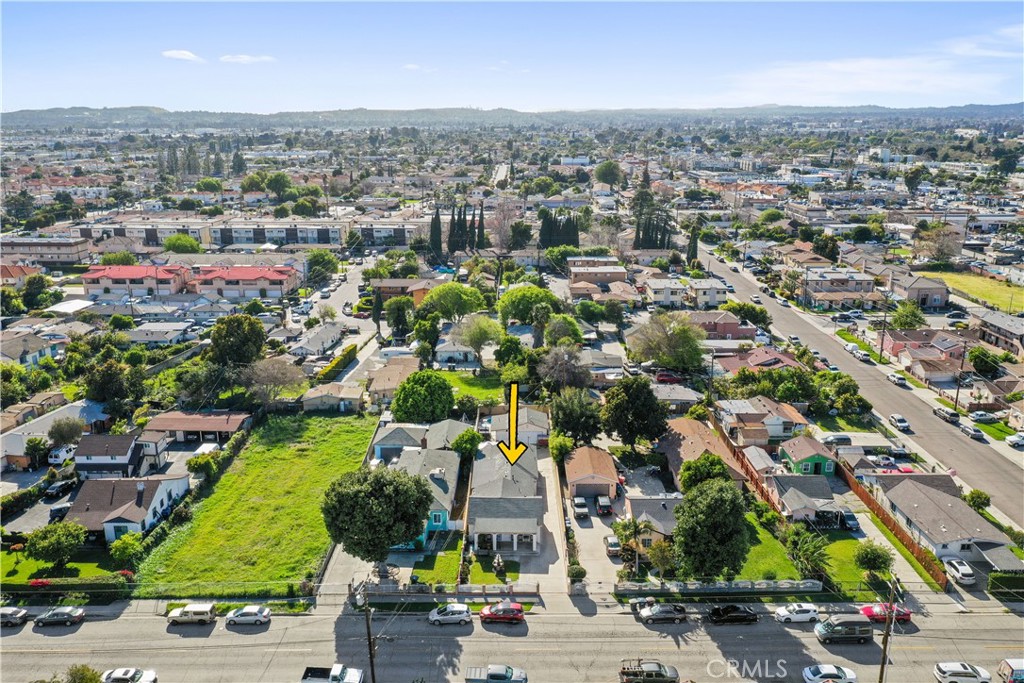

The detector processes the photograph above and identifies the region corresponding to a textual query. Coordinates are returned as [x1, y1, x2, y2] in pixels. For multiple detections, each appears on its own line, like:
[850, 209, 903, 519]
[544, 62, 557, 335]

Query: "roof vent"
[430, 467, 445, 480]
[137, 482, 145, 492]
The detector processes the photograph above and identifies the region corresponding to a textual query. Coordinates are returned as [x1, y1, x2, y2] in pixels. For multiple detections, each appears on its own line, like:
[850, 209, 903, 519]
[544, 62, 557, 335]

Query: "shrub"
[169, 502, 193, 526]
[567, 564, 587, 581]
[762, 569, 777, 581]
[0, 485, 44, 517]
[318, 344, 358, 381]
[988, 571, 1024, 595]
[4, 574, 130, 601]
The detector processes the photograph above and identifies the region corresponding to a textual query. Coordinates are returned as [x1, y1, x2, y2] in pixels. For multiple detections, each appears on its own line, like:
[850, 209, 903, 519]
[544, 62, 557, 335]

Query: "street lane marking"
[266, 648, 312, 652]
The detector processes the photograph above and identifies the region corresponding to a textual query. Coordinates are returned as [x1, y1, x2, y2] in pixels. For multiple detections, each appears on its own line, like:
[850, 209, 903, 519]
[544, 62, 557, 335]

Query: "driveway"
[0, 469, 44, 497]
[4, 488, 77, 534]
[567, 496, 622, 593]
[516, 450, 567, 596]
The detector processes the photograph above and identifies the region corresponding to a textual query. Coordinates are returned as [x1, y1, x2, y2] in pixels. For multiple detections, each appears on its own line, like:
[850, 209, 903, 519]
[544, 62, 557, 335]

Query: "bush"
[318, 344, 358, 381]
[2, 573, 130, 601]
[762, 569, 777, 581]
[0, 485, 44, 517]
[988, 571, 1024, 595]
[567, 564, 587, 581]
[169, 502, 193, 526]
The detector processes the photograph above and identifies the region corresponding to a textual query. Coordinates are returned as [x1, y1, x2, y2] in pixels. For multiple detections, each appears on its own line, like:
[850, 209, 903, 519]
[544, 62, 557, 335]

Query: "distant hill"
[2, 103, 1021, 130]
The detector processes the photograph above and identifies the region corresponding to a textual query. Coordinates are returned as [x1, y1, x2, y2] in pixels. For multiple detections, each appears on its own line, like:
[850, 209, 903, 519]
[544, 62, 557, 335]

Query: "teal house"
[779, 435, 838, 476]
[391, 447, 461, 547]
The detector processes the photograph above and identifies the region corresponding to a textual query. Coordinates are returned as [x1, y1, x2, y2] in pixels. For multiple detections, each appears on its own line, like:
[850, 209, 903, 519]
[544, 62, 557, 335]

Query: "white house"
[66, 474, 191, 543]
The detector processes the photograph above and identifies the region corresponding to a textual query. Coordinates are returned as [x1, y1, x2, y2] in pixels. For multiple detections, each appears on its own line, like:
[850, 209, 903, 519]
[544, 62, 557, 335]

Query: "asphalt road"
[699, 247, 1024, 528]
[2, 607, 1019, 683]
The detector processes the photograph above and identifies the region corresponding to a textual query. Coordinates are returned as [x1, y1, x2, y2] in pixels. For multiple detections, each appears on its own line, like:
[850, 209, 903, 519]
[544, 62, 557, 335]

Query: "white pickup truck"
[300, 664, 364, 683]
[464, 664, 528, 683]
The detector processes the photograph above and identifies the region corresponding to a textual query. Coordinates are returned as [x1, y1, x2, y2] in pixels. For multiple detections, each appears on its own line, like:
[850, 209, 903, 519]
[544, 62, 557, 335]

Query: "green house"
[779, 435, 838, 476]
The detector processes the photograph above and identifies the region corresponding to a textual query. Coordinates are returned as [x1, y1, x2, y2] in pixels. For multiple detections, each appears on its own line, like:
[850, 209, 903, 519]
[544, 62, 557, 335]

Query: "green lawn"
[412, 537, 464, 585]
[738, 514, 800, 581]
[443, 371, 504, 402]
[136, 414, 376, 598]
[867, 513, 943, 593]
[822, 530, 888, 602]
[60, 383, 84, 401]
[919, 271, 1024, 312]
[897, 371, 926, 389]
[469, 555, 520, 584]
[1, 549, 117, 582]
[835, 329, 889, 365]
[814, 415, 876, 433]
[975, 421, 1015, 441]
[934, 397, 965, 414]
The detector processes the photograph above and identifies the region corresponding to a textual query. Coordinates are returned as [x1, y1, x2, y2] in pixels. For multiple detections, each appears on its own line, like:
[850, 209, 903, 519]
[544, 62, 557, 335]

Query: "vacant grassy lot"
[822, 530, 888, 602]
[738, 515, 800, 581]
[443, 371, 504, 402]
[919, 271, 1023, 312]
[814, 415, 876, 433]
[136, 414, 376, 598]
[412, 536, 464, 584]
[1, 549, 117, 582]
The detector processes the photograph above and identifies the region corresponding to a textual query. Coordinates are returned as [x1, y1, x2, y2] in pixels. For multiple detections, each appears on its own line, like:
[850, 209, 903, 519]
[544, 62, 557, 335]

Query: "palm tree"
[613, 517, 656, 578]
[789, 533, 831, 580]
[530, 303, 551, 349]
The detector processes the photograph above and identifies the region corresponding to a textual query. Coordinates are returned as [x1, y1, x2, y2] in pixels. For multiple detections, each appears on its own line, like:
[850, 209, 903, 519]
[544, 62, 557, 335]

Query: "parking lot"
[4, 486, 76, 534]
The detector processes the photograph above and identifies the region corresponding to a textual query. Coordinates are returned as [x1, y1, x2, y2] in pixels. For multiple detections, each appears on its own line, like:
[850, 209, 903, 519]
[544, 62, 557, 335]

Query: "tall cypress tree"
[476, 204, 486, 249]
[447, 205, 457, 255]
[430, 207, 443, 257]
[467, 207, 477, 252]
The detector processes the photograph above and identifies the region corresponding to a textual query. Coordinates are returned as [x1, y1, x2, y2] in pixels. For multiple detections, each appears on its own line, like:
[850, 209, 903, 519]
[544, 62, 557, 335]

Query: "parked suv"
[571, 496, 589, 519]
[596, 496, 613, 516]
[167, 603, 216, 625]
[933, 406, 961, 424]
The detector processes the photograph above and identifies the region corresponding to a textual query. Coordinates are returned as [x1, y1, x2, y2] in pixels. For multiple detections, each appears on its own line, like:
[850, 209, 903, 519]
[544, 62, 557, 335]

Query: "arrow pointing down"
[497, 382, 528, 466]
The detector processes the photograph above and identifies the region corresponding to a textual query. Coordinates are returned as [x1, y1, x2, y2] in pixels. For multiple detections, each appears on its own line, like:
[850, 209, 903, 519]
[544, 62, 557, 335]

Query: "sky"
[2, 2, 1022, 113]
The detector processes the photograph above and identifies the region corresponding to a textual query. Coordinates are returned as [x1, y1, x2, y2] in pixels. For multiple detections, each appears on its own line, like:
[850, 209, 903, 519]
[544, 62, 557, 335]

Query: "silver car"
[225, 605, 271, 625]
[101, 668, 158, 683]
[428, 603, 472, 626]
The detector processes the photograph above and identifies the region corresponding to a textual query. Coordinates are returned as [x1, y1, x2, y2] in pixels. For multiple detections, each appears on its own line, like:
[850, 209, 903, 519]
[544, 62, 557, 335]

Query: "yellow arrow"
[497, 382, 528, 466]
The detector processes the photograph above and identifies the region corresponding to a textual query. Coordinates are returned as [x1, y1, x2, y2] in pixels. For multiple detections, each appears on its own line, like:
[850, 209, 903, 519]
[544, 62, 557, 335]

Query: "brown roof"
[564, 446, 618, 484]
[368, 357, 419, 393]
[780, 435, 836, 463]
[66, 475, 187, 532]
[146, 410, 250, 433]
[656, 418, 747, 486]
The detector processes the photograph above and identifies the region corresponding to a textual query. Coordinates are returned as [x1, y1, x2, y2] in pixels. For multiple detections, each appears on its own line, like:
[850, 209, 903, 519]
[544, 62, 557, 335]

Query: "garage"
[564, 446, 619, 500]
[572, 482, 611, 498]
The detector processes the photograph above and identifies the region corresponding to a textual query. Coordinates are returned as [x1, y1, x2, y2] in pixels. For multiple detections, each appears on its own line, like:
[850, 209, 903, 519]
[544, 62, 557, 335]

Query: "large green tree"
[47, 417, 85, 447]
[673, 479, 750, 579]
[811, 234, 839, 261]
[550, 387, 602, 445]
[391, 370, 455, 423]
[495, 285, 560, 326]
[891, 300, 926, 330]
[371, 288, 384, 335]
[419, 282, 485, 323]
[25, 521, 87, 569]
[384, 296, 415, 338]
[321, 467, 433, 562]
[629, 312, 706, 373]
[210, 314, 266, 366]
[594, 160, 624, 188]
[678, 452, 731, 492]
[720, 301, 772, 329]
[99, 251, 138, 266]
[452, 314, 503, 364]
[601, 375, 668, 451]
[544, 314, 583, 347]
[306, 249, 339, 287]
[163, 233, 202, 253]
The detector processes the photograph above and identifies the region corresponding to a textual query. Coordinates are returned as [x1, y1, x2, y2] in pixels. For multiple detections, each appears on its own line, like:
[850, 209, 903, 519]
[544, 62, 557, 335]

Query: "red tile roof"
[81, 265, 190, 281]
[195, 266, 297, 282]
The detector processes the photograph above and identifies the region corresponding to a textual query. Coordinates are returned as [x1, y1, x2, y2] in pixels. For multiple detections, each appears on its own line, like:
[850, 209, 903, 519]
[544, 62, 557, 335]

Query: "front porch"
[472, 531, 538, 554]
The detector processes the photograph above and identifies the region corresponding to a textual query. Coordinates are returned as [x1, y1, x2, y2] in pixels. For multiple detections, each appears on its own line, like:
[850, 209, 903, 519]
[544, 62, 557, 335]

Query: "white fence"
[614, 579, 823, 594]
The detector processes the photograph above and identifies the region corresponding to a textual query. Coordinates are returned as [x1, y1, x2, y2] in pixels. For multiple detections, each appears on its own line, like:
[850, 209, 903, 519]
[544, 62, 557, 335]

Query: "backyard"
[919, 271, 1024, 312]
[443, 371, 504, 402]
[135, 413, 376, 598]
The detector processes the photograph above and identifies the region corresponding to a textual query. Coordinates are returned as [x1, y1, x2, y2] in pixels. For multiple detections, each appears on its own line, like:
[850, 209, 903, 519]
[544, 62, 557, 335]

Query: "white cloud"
[402, 63, 422, 71]
[944, 24, 1023, 59]
[220, 54, 276, 64]
[402, 63, 436, 74]
[161, 50, 204, 63]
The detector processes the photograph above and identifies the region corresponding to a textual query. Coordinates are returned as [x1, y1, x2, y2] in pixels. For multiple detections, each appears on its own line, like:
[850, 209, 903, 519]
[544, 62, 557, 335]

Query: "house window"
[825, 462, 834, 473]
[801, 463, 810, 473]
[431, 512, 442, 526]
[111, 524, 131, 540]
[960, 543, 972, 552]
[940, 544, 948, 550]
[641, 538, 652, 548]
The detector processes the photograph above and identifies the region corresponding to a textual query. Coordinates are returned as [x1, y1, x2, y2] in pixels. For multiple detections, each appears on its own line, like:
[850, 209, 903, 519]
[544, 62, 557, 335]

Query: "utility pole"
[877, 293, 891, 358]
[360, 584, 377, 683]
[877, 575, 900, 683]
[953, 340, 970, 410]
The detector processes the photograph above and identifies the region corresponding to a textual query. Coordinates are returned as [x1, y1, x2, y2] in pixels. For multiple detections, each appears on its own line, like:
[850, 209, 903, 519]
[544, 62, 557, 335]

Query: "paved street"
[700, 246, 1024, 528]
[3, 604, 1020, 682]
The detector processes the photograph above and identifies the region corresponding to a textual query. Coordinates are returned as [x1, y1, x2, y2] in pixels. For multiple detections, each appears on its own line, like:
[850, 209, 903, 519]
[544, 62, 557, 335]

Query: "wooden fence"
[835, 464, 949, 590]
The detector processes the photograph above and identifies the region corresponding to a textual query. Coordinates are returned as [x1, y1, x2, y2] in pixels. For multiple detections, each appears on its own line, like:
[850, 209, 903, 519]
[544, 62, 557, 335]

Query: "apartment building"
[81, 264, 192, 296]
[189, 265, 300, 300]
[0, 237, 91, 265]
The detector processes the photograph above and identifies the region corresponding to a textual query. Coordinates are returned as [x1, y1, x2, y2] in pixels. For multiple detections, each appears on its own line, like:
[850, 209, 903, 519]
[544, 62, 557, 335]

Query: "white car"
[225, 605, 271, 625]
[788, 335, 802, 346]
[749, 294, 762, 303]
[803, 665, 857, 683]
[774, 603, 819, 623]
[1006, 432, 1024, 447]
[933, 662, 991, 683]
[887, 373, 907, 387]
[428, 603, 472, 626]
[943, 558, 976, 586]
[101, 669, 158, 683]
[888, 414, 911, 431]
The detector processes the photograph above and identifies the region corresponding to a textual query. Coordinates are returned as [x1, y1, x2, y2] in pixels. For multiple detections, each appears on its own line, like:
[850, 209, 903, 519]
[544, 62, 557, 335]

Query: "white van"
[998, 659, 1024, 683]
[844, 343, 859, 354]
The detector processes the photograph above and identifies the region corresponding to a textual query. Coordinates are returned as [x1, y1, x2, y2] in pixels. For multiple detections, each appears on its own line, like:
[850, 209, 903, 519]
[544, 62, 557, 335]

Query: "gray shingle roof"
[886, 479, 1011, 546]
[391, 448, 460, 511]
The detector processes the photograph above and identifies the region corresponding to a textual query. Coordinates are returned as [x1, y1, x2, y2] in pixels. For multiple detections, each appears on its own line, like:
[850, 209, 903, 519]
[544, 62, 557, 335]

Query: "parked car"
[49, 501, 73, 523]
[603, 536, 621, 556]
[839, 507, 860, 531]
[428, 603, 472, 626]
[0, 607, 29, 626]
[933, 662, 991, 683]
[968, 411, 996, 423]
[1006, 432, 1024, 447]
[859, 603, 911, 624]
[933, 406, 961, 424]
[945, 311, 969, 320]
[646, 305, 658, 313]
[596, 496, 613, 516]
[831, 313, 853, 323]
[353, 311, 371, 319]
[888, 414, 911, 431]
[655, 371, 683, 384]
[225, 605, 271, 625]
[479, 601, 525, 624]
[944, 558, 976, 585]
[729, 265, 739, 272]
[725, 284, 735, 292]
[101, 669, 158, 683]
[34, 606, 85, 627]
[638, 603, 688, 624]
[167, 603, 216, 625]
[802, 665, 857, 683]
[788, 335, 802, 346]
[887, 373, 907, 387]
[846, 310, 865, 319]
[572, 496, 589, 519]
[821, 435, 853, 447]
[749, 294, 762, 304]
[959, 423, 985, 440]
[44, 479, 76, 498]
[706, 604, 757, 624]
[774, 603, 819, 623]
[779, 299, 791, 307]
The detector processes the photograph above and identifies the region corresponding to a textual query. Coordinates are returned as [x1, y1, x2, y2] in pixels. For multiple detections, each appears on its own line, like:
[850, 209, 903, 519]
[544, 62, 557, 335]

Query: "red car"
[480, 601, 525, 624]
[859, 603, 912, 624]
[352, 311, 371, 319]
[655, 371, 683, 384]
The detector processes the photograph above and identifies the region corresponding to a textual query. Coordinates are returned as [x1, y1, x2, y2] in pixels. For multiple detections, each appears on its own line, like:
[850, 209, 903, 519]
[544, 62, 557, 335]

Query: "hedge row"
[988, 571, 1024, 595]
[3, 574, 131, 601]
[318, 344, 358, 381]
[0, 485, 44, 517]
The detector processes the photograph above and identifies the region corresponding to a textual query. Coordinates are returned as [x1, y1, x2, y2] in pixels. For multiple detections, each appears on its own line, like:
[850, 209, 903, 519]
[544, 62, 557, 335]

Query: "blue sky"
[2, 2, 1021, 113]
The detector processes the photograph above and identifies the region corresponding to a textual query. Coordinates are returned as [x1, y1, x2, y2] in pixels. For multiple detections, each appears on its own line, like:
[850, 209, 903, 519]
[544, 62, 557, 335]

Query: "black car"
[639, 603, 689, 624]
[34, 606, 85, 627]
[44, 479, 76, 498]
[707, 604, 758, 624]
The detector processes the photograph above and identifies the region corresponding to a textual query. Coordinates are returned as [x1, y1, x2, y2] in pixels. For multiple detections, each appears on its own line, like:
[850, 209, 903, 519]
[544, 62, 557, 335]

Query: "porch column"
[512, 535, 518, 552]
[533, 534, 537, 552]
